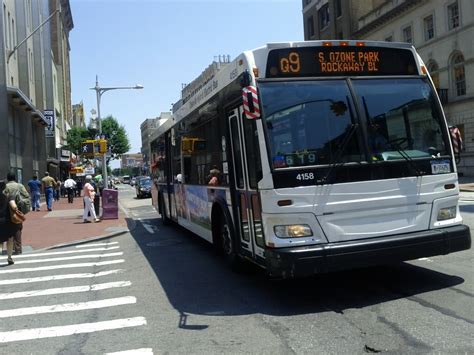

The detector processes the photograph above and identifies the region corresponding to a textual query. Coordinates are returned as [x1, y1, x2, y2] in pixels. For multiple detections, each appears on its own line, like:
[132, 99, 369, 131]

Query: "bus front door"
[228, 107, 264, 261]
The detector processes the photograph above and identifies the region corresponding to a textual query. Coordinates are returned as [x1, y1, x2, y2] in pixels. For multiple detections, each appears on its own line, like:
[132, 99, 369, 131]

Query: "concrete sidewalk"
[459, 176, 474, 192]
[20, 195, 129, 252]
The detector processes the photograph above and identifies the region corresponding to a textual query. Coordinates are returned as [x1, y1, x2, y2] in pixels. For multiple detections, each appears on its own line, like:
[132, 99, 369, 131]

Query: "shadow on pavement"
[127, 216, 465, 323]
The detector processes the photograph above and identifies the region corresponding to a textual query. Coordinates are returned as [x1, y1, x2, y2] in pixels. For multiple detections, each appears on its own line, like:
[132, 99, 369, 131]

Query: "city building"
[140, 112, 171, 174]
[302, 0, 474, 176]
[0, 0, 73, 183]
[354, 0, 474, 176]
[121, 153, 144, 170]
[72, 101, 85, 128]
[302, 0, 374, 40]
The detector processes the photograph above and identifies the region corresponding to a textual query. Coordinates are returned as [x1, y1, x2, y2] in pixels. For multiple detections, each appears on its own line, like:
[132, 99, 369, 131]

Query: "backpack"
[11, 184, 31, 214]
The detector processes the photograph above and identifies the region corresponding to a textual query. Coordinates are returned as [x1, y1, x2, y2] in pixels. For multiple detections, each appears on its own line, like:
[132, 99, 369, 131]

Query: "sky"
[69, 0, 304, 168]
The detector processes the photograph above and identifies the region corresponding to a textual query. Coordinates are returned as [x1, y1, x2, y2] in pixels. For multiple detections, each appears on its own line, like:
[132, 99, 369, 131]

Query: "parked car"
[136, 177, 151, 198]
[130, 177, 137, 186]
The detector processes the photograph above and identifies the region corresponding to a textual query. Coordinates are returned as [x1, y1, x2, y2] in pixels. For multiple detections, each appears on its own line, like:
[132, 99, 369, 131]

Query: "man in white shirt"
[63, 176, 77, 203]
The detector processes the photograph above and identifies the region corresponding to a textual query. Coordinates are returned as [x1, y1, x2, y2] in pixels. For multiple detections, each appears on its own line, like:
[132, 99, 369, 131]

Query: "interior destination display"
[266, 46, 418, 78]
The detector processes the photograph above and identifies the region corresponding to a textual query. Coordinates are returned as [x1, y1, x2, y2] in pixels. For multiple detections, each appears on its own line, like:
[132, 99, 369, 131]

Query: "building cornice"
[355, 0, 425, 38]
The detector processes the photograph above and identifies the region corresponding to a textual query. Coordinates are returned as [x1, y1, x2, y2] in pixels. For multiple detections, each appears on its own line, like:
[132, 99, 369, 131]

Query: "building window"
[319, 3, 330, 30]
[402, 25, 413, 43]
[307, 15, 315, 38]
[424, 15, 434, 41]
[447, 1, 459, 30]
[335, 0, 342, 18]
[452, 53, 466, 96]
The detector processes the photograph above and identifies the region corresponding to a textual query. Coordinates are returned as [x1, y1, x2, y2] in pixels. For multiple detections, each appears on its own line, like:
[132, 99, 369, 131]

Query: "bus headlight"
[274, 224, 313, 238]
[437, 206, 456, 221]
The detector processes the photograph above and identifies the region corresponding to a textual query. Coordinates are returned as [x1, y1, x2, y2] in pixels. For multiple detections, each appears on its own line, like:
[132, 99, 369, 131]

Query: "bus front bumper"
[264, 224, 471, 278]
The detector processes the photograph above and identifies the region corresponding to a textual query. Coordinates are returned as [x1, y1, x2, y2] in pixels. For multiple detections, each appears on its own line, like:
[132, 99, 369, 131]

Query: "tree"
[101, 116, 131, 163]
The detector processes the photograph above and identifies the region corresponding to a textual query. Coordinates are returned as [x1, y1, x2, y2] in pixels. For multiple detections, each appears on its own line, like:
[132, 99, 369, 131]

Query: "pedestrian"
[3, 172, 30, 256]
[207, 165, 221, 186]
[64, 176, 77, 203]
[27, 174, 42, 211]
[41, 172, 56, 211]
[76, 178, 83, 197]
[0, 179, 19, 265]
[82, 175, 100, 223]
[54, 177, 61, 201]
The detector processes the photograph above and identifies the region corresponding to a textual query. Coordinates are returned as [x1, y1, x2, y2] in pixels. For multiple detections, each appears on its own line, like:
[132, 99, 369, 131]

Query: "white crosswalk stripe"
[105, 348, 154, 355]
[0, 259, 125, 274]
[12, 246, 120, 258]
[0, 296, 137, 318]
[0, 269, 124, 285]
[0, 240, 150, 351]
[0, 251, 123, 266]
[0, 317, 147, 343]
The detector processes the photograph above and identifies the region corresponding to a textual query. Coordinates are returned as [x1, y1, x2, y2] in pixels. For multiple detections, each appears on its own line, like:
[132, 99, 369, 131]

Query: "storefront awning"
[7, 86, 48, 126]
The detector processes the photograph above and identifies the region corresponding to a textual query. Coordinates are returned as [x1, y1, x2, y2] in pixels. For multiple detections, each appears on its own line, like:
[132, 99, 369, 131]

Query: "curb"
[24, 228, 130, 253]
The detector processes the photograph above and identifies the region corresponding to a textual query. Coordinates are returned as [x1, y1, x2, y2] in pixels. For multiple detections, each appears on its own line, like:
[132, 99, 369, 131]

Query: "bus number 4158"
[296, 173, 315, 181]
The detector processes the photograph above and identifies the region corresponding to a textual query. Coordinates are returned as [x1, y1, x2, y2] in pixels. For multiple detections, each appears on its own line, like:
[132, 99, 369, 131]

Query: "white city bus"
[150, 40, 471, 278]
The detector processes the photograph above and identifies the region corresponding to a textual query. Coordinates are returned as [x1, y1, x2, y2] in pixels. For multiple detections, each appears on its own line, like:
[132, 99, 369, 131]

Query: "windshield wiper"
[361, 96, 423, 177]
[385, 138, 424, 177]
[319, 123, 359, 184]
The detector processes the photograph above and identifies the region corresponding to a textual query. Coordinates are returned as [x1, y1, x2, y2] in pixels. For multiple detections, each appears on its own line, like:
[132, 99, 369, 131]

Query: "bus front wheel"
[216, 210, 240, 269]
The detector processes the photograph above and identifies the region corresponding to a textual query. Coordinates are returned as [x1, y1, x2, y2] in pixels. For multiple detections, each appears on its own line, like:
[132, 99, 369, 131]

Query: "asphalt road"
[0, 184, 472, 354]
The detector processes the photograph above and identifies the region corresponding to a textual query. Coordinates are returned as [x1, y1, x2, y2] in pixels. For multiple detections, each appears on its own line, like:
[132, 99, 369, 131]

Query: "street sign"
[44, 110, 55, 137]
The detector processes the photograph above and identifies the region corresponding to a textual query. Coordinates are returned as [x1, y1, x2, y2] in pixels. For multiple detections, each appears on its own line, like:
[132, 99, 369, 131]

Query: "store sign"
[44, 110, 55, 138]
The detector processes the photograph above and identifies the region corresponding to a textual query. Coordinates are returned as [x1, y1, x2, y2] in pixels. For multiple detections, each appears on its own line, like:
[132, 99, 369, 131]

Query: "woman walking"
[0, 180, 20, 265]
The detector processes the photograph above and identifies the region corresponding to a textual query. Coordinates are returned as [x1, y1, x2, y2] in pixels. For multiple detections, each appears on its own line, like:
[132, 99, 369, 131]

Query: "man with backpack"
[3, 172, 30, 254]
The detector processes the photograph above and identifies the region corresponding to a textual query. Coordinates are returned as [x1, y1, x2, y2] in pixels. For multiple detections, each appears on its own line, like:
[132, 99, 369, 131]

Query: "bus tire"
[215, 209, 241, 270]
[159, 195, 171, 226]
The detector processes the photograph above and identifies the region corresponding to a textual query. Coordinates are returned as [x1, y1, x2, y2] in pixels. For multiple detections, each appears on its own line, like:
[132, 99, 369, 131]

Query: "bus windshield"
[260, 78, 449, 169]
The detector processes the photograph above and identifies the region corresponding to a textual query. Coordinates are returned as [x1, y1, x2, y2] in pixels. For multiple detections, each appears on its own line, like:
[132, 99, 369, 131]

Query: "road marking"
[11, 246, 120, 259]
[0, 281, 131, 300]
[0, 252, 123, 266]
[0, 259, 125, 274]
[76, 242, 119, 248]
[142, 223, 154, 234]
[0, 296, 137, 318]
[417, 257, 433, 262]
[105, 348, 153, 355]
[0, 269, 124, 286]
[0, 317, 147, 343]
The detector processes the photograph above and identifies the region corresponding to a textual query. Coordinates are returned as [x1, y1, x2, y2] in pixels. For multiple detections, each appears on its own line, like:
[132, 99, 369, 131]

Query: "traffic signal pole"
[91, 76, 143, 189]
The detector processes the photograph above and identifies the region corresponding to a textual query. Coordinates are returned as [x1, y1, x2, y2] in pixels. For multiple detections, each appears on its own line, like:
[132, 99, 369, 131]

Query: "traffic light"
[99, 139, 107, 154]
[81, 141, 95, 157]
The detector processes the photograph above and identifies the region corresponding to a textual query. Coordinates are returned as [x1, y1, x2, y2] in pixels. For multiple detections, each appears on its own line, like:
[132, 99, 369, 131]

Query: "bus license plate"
[431, 160, 451, 174]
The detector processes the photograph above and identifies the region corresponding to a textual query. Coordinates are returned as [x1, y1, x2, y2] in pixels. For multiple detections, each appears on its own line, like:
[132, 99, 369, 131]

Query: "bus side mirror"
[242, 86, 261, 120]
[449, 126, 462, 163]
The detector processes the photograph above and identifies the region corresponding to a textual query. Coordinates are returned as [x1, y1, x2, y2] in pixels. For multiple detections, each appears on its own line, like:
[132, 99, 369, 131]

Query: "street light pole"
[91, 75, 143, 189]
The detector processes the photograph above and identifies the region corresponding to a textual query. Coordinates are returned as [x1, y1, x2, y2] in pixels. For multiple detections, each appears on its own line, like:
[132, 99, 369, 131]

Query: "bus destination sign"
[266, 47, 418, 78]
